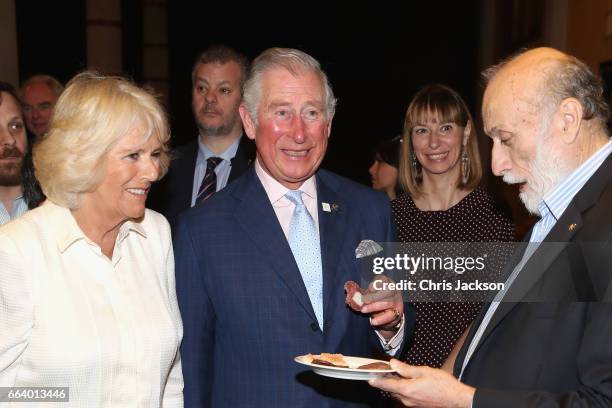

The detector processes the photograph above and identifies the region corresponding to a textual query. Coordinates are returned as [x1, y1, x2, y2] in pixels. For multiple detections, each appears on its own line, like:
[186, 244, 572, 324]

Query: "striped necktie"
[196, 157, 223, 205]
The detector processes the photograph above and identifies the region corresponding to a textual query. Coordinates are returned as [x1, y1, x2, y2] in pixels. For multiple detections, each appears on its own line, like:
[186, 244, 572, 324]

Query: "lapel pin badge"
[322, 202, 331, 212]
[331, 203, 340, 212]
[568, 223, 577, 231]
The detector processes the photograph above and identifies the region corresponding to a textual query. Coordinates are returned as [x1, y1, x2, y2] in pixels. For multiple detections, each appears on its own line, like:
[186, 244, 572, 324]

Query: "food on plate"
[304, 353, 349, 368]
[357, 361, 391, 370]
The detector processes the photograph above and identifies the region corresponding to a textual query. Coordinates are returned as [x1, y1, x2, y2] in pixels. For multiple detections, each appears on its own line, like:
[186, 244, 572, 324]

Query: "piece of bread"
[304, 353, 349, 368]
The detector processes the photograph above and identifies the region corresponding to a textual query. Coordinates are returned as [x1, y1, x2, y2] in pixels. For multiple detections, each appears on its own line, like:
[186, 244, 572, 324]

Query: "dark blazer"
[148, 135, 255, 228]
[454, 155, 612, 407]
[174, 168, 405, 407]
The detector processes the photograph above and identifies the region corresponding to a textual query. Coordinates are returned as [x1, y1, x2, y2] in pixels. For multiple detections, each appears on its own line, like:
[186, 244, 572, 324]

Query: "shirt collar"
[47, 200, 147, 253]
[0, 195, 28, 224]
[536, 200, 553, 221]
[254, 158, 317, 204]
[539, 139, 612, 221]
[197, 133, 242, 162]
[0, 192, 24, 209]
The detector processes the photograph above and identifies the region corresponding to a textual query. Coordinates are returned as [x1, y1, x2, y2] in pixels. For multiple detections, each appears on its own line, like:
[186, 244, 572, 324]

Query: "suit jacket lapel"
[459, 154, 612, 375]
[479, 203, 583, 345]
[458, 222, 579, 376]
[228, 135, 255, 184]
[175, 141, 199, 212]
[453, 237, 531, 376]
[232, 169, 318, 322]
[316, 173, 348, 326]
[493, 155, 612, 319]
[463, 196, 587, 371]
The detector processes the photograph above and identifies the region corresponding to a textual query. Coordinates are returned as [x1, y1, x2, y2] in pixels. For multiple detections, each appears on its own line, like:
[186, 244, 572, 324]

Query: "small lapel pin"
[568, 223, 577, 231]
[322, 202, 331, 212]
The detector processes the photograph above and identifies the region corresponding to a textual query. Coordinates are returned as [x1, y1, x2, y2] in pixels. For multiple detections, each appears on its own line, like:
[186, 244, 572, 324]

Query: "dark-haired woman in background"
[369, 137, 402, 200]
[392, 84, 514, 369]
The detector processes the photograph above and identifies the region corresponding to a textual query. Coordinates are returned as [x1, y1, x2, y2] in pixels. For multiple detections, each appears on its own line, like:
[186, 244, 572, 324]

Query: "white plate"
[294, 355, 396, 380]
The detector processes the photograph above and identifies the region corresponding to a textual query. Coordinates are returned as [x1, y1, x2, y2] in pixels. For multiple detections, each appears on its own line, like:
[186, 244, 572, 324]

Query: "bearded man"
[148, 44, 255, 227]
[0, 82, 29, 225]
[370, 47, 612, 407]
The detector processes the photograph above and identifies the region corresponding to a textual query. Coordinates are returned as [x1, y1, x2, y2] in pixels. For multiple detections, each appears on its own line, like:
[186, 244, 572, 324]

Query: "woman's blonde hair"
[399, 84, 482, 198]
[33, 71, 170, 208]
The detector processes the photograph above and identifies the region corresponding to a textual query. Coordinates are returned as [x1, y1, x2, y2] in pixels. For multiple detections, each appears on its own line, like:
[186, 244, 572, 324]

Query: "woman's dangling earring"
[461, 147, 470, 185]
[411, 151, 422, 183]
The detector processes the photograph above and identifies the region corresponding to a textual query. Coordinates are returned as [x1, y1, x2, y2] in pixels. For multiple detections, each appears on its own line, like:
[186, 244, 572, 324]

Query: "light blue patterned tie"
[285, 190, 324, 330]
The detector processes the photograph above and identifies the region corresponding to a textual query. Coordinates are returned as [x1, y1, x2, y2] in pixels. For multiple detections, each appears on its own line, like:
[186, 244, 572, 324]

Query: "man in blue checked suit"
[175, 47, 411, 407]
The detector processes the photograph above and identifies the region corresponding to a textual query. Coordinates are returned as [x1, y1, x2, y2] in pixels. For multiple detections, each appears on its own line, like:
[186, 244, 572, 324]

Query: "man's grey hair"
[242, 47, 337, 125]
[19, 74, 64, 98]
[483, 49, 610, 133]
[191, 44, 250, 92]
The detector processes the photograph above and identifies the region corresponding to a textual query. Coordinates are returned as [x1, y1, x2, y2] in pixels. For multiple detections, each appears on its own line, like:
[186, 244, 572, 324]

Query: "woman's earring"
[411, 151, 422, 183]
[461, 148, 470, 185]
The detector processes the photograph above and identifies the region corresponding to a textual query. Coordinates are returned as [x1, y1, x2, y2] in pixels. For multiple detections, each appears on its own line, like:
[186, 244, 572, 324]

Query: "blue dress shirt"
[190, 135, 242, 207]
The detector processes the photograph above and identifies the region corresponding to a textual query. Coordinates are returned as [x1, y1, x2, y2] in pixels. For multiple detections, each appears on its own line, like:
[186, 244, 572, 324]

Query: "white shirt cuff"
[374, 314, 405, 356]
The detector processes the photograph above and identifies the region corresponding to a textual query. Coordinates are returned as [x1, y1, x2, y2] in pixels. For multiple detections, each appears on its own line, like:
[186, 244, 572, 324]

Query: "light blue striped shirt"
[461, 139, 612, 379]
[190, 135, 242, 207]
[0, 195, 28, 226]
[530, 139, 612, 242]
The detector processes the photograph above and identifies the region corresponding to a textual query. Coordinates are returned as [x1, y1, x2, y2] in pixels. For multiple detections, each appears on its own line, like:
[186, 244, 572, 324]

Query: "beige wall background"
[566, 0, 612, 73]
[479, 0, 612, 73]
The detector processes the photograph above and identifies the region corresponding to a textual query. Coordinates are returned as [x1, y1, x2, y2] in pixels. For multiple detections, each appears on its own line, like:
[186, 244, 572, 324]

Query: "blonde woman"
[0, 72, 183, 406]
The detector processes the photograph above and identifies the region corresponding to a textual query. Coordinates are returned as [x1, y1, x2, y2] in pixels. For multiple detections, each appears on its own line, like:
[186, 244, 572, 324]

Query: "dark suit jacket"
[148, 135, 255, 228]
[454, 155, 612, 407]
[174, 168, 406, 407]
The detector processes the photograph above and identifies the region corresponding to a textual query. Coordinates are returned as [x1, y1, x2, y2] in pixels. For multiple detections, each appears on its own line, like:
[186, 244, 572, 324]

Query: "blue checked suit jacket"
[175, 167, 404, 408]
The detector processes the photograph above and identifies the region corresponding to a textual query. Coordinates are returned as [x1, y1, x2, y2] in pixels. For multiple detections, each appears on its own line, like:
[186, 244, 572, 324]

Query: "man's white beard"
[503, 124, 574, 216]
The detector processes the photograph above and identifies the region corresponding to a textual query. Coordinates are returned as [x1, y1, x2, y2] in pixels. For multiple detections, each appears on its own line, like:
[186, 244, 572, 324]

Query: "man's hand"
[369, 359, 475, 408]
[360, 275, 404, 340]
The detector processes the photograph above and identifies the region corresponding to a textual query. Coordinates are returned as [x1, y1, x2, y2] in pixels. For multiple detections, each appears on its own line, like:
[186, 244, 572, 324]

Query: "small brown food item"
[357, 361, 391, 370]
[311, 359, 349, 368]
[305, 353, 349, 368]
[345, 277, 397, 312]
[344, 281, 365, 311]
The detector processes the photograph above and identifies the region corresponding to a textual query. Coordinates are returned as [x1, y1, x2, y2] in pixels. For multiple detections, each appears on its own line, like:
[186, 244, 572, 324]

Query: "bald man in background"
[19, 74, 63, 139]
[370, 47, 612, 407]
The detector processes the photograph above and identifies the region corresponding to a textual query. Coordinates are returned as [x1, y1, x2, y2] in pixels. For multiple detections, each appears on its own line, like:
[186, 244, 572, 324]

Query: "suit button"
[310, 322, 319, 332]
